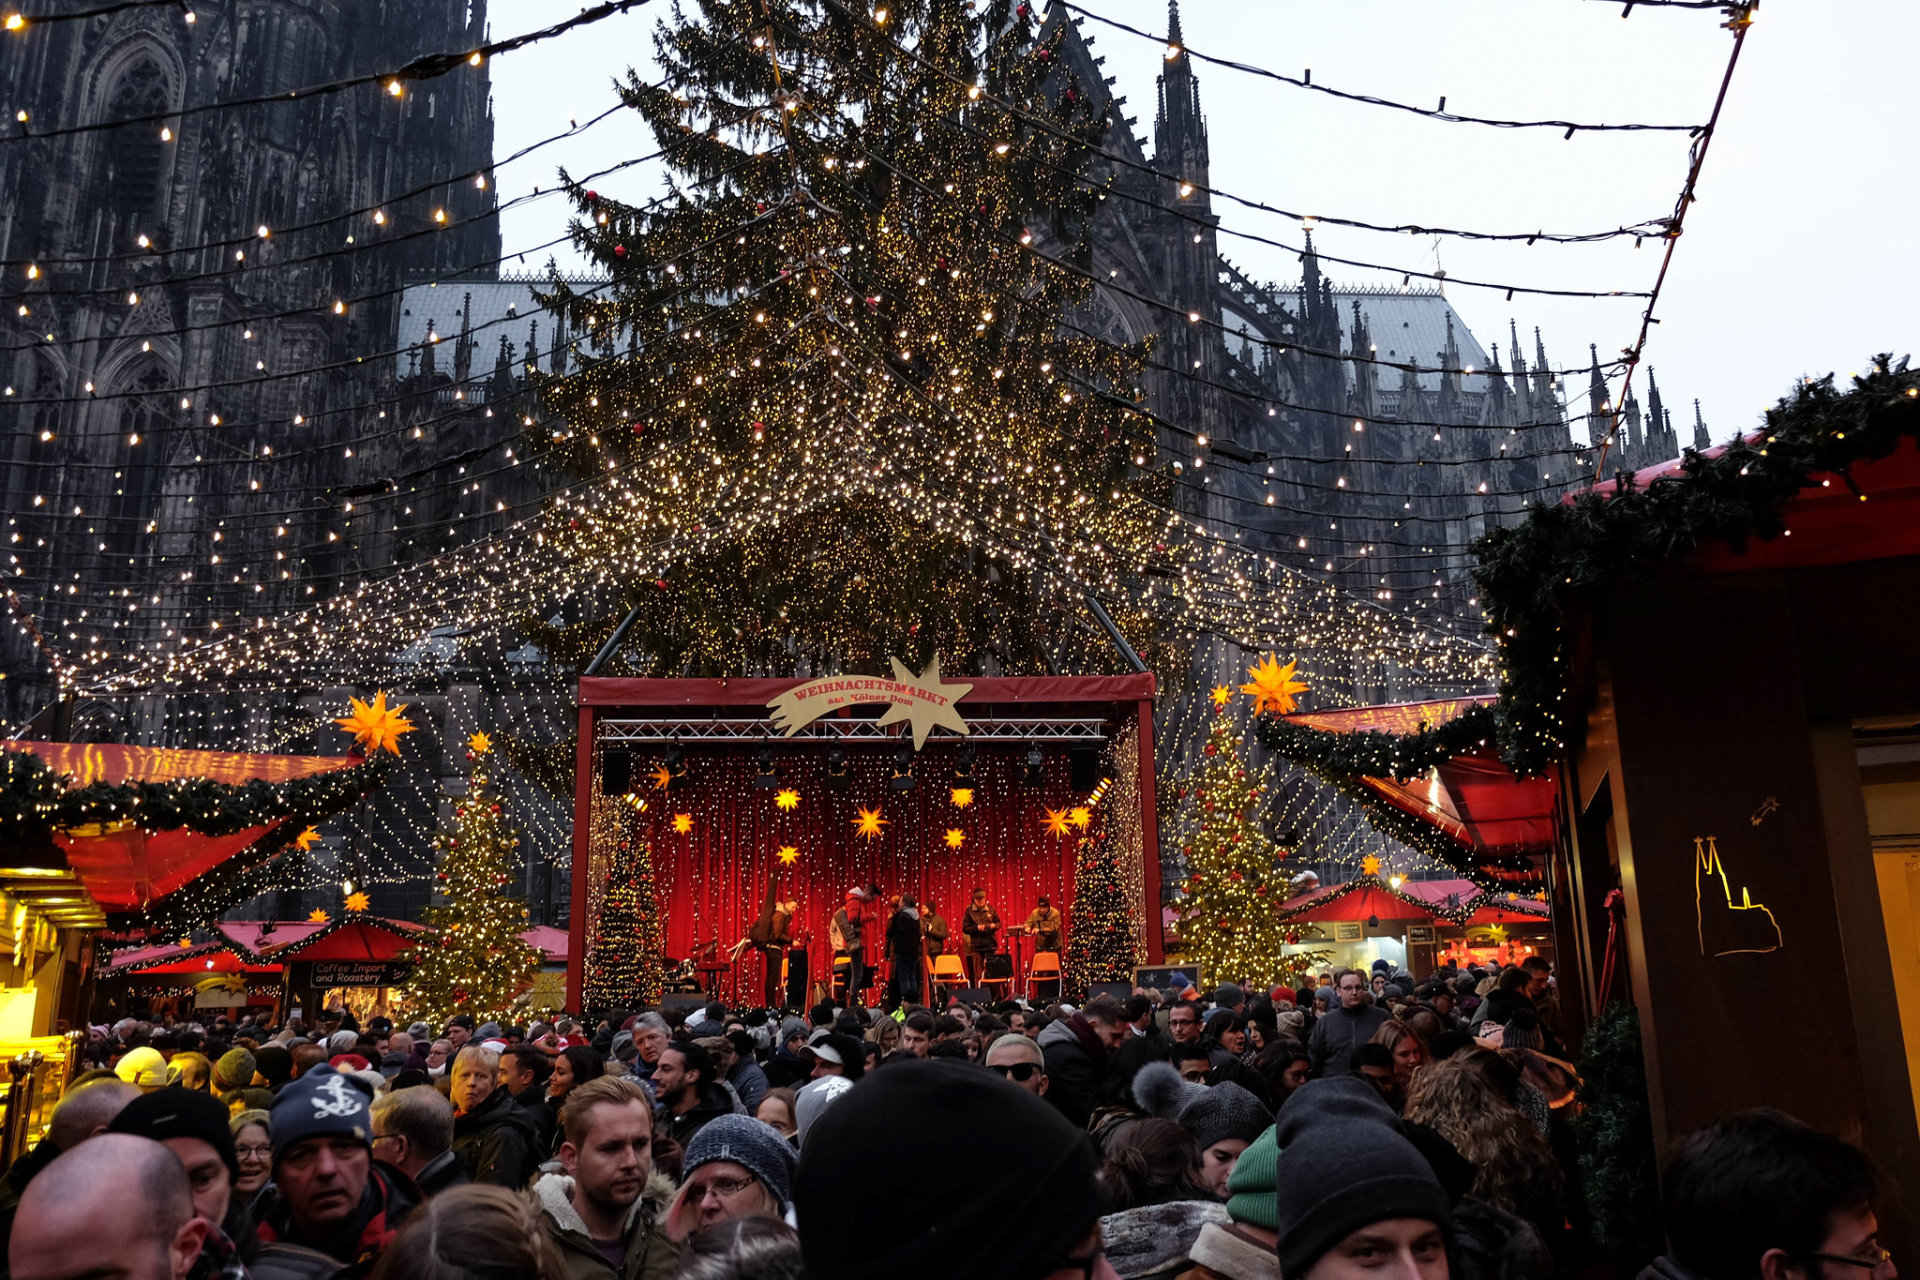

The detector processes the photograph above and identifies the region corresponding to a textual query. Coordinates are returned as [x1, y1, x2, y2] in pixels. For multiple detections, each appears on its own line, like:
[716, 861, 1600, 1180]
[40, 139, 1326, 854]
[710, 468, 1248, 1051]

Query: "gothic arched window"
[102, 58, 173, 222]
[112, 363, 175, 559]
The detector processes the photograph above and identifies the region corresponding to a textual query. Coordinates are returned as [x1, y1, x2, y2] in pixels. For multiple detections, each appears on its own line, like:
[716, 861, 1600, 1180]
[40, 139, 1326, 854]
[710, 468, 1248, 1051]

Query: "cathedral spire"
[1167, 0, 1184, 48]
[1693, 398, 1711, 451]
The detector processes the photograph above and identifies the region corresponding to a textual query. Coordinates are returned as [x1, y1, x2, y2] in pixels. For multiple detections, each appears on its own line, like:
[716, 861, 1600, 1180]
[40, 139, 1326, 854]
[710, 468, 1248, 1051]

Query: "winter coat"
[256, 1160, 420, 1279]
[532, 1170, 681, 1280]
[726, 1057, 770, 1115]
[1306, 1004, 1388, 1076]
[513, 1084, 558, 1155]
[962, 903, 1000, 951]
[412, 1148, 470, 1199]
[249, 1243, 348, 1280]
[887, 908, 923, 959]
[1100, 1201, 1231, 1280]
[452, 1088, 542, 1188]
[1038, 1012, 1107, 1129]
[662, 1081, 739, 1150]
[763, 1046, 811, 1090]
[1175, 1221, 1281, 1280]
[922, 911, 949, 955]
[1452, 1197, 1554, 1280]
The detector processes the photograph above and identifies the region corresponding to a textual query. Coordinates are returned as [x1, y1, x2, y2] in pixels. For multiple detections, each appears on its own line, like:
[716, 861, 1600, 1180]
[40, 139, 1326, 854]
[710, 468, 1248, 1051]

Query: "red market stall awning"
[119, 948, 282, 977]
[0, 742, 377, 923]
[1279, 700, 1560, 878]
[520, 926, 568, 963]
[239, 916, 426, 963]
[1274, 875, 1548, 926]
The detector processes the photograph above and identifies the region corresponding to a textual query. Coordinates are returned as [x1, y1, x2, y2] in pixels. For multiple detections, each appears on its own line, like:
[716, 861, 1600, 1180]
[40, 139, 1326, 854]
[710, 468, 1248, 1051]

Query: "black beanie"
[794, 1061, 1101, 1280]
[108, 1085, 241, 1184]
[252, 1043, 293, 1089]
[1273, 1077, 1452, 1279]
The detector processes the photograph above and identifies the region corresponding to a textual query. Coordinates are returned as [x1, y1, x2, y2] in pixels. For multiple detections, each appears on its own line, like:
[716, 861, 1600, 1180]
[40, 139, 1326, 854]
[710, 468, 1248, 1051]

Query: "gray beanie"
[684, 1114, 798, 1211]
[326, 1030, 358, 1054]
[1132, 1062, 1272, 1151]
[1211, 982, 1245, 1009]
[1273, 1078, 1452, 1277]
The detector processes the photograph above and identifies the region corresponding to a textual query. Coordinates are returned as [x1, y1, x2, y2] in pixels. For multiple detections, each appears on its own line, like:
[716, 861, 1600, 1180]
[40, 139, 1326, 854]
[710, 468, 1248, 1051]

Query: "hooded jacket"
[532, 1170, 681, 1280]
[1038, 1012, 1107, 1129]
[1306, 1002, 1389, 1076]
[451, 1087, 542, 1188]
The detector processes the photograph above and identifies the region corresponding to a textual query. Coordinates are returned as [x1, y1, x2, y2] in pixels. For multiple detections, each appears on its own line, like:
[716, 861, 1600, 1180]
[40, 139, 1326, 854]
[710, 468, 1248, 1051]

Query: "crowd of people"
[2, 954, 1895, 1280]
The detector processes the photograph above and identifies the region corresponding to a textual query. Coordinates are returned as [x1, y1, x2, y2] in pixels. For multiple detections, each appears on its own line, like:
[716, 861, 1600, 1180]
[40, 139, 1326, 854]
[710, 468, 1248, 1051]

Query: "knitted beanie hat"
[1223, 1123, 1281, 1229]
[1273, 1078, 1451, 1279]
[1133, 1062, 1272, 1151]
[214, 1048, 256, 1092]
[1501, 1007, 1544, 1052]
[109, 1086, 241, 1183]
[268, 1065, 373, 1164]
[684, 1114, 798, 1212]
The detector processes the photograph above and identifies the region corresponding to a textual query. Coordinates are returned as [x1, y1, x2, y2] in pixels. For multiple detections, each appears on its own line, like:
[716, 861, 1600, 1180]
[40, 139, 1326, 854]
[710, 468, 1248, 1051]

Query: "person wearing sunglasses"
[985, 1034, 1050, 1097]
[1651, 1109, 1893, 1280]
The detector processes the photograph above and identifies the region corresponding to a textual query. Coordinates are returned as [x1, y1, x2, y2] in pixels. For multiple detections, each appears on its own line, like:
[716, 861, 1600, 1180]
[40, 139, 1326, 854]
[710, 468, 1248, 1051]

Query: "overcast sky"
[486, 0, 1915, 446]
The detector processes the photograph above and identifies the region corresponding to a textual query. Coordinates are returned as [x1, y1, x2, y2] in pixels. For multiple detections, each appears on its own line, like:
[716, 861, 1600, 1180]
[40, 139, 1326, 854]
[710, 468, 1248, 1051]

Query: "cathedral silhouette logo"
[1693, 836, 1783, 958]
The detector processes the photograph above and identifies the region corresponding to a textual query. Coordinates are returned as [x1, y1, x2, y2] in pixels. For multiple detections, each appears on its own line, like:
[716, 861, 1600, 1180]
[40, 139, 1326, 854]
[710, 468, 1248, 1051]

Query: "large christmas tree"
[1172, 692, 1295, 990]
[532, 0, 1173, 674]
[398, 733, 542, 1025]
[1064, 830, 1141, 997]
[585, 827, 665, 1011]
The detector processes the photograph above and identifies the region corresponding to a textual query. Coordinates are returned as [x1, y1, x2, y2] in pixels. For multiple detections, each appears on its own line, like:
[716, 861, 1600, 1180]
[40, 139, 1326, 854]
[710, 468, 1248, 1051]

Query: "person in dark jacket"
[499, 1043, 557, 1155]
[1035, 994, 1130, 1129]
[887, 896, 926, 1008]
[722, 1031, 770, 1116]
[651, 1042, 740, 1150]
[1307, 970, 1389, 1077]
[447, 1046, 540, 1189]
[761, 1023, 812, 1091]
[370, 1085, 468, 1200]
[254, 1066, 420, 1279]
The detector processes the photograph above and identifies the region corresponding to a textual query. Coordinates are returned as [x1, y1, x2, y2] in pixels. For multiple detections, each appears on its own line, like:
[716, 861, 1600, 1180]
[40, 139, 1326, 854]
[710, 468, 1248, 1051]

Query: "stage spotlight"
[890, 746, 916, 792]
[1366, 914, 1380, 929]
[1069, 747, 1099, 792]
[1023, 746, 1045, 787]
[602, 750, 632, 796]
[663, 744, 687, 778]
[952, 745, 976, 781]
[753, 746, 780, 788]
[824, 746, 850, 792]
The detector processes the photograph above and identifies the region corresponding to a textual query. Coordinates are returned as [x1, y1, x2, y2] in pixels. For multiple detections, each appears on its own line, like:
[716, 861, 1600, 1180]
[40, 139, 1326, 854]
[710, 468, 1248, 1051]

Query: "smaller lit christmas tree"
[1065, 830, 1141, 997]
[399, 732, 541, 1025]
[586, 828, 664, 1011]
[1173, 673, 1295, 989]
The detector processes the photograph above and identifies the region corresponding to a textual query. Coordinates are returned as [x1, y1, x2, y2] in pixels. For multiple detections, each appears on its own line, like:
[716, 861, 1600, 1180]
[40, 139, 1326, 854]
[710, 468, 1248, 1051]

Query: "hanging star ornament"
[775, 788, 801, 811]
[335, 691, 416, 756]
[1069, 806, 1092, 829]
[1362, 854, 1382, 877]
[853, 806, 889, 840]
[950, 787, 974, 808]
[651, 765, 673, 790]
[1042, 808, 1072, 838]
[776, 844, 800, 865]
[467, 730, 493, 754]
[294, 826, 321, 852]
[344, 891, 371, 914]
[944, 828, 967, 850]
[1240, 654, 1310, 716]
[307, 909, 331, 924]
[672, 813, 694, 835]
[1210, 684, 1232, 709]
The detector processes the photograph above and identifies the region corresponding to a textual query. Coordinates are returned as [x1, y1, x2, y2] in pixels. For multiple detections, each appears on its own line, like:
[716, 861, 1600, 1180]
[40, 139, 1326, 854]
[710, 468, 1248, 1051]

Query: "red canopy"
[520, 926, 568, 962]
[2, 742, 367, 914]
[1282, 701, 1559, 864]
[1274, 875, 1548, 925]
[239, 917, 425, 963]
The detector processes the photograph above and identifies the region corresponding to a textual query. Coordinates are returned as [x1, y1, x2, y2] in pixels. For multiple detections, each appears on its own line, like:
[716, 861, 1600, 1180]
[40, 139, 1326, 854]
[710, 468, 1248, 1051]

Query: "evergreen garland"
[1063, 830, 1140, 998]
[586, 829, 665, 1011]
[1572, 1001, 1664, 1268]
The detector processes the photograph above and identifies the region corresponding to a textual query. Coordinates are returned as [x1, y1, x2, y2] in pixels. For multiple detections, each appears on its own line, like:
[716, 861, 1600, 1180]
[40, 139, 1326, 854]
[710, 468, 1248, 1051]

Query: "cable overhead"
[1, 0, 660, 147]
[1054, 2, 1708, 135]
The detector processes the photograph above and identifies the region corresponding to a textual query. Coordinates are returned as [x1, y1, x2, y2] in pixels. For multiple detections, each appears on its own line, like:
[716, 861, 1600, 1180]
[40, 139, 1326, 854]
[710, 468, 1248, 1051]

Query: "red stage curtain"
[627, 742, 1101, 1004]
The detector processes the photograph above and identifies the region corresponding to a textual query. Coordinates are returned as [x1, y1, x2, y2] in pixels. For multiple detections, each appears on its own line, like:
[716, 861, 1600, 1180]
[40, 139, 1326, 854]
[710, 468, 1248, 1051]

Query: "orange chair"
[1028, 951, 1062, 1001]
[930, 953, 967, 1001]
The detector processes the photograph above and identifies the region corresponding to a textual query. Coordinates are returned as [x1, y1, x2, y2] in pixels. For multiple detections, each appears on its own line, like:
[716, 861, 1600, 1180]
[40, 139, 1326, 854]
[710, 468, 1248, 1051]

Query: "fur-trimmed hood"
[532, 1169, 676, 1240]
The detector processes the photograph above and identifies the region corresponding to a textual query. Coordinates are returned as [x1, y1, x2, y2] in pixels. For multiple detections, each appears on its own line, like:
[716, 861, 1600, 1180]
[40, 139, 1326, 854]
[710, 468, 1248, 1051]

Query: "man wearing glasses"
[1652, 1109, 1893, 1280]
[985, 1034, 1050, 1098]
[1307, 969, 1388, 1078]
[1166, 1000, 1204, 1046]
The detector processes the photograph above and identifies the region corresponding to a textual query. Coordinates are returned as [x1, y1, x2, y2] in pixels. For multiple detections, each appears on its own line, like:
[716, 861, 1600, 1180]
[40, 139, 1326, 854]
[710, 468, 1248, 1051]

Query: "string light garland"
[1270, 872, 1548, 929]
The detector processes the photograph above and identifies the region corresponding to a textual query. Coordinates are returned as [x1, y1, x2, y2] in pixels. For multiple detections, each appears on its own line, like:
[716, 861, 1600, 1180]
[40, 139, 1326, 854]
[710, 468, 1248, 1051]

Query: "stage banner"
[767, 655, 971, 750]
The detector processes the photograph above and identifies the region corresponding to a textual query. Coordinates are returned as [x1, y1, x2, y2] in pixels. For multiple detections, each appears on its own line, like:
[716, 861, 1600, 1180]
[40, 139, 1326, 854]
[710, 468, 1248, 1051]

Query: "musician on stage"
[921, 899, 949, 959]
[748, 894, 797, 1010]
[1024, 895, 1064, 954]
[961, 886, 1000, 986]
[887, 895, 925, 1009]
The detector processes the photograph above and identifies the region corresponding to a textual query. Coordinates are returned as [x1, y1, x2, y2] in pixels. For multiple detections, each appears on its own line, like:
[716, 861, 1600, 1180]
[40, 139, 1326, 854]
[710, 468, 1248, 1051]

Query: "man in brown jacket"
[532, 1076, 680, 1280]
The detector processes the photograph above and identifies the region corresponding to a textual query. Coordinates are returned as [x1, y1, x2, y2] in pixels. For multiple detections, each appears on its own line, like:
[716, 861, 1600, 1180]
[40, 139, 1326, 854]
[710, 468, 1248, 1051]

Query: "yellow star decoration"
[294, 826, 321, 852]
[651, 765, 673, 790]
[467, 731, 493, 754]
[307, 909, 331, 924]
[1069, 806, 1092, 829]
[1210, 684, 1232, 708]
[853, 806, 888, 841]
[777, 845, 800, 865]
[344, 891, 371, 914]
[950, 787, 974, 808]
[335, 691, 416, 756]
[1042, 808, 1072, 838]
[872, 654, 974, 749]
[1240, 654, 1310, 717]
[775, 788, 801, 811]
[944, 828, 967, 850]
[1362, 854, 1382, 877]
[672, 813, 694, 835]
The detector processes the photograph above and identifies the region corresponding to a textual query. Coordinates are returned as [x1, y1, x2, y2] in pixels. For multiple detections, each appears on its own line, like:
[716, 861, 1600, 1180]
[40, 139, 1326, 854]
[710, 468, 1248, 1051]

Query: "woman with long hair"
[865, 1017, 900, 1056]
[1403, 1051, 1565, 1243]
[1370, 1018, 1429, 1091]
[545, 1044, 605, 1157]
[369, 1184, 567, 1280]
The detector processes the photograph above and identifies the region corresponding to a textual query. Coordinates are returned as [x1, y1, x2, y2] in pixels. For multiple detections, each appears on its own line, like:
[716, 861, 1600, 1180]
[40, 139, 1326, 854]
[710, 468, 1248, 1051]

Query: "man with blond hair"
[532, 1075, 681, 1280]
[985, 1032, 1049, 1098]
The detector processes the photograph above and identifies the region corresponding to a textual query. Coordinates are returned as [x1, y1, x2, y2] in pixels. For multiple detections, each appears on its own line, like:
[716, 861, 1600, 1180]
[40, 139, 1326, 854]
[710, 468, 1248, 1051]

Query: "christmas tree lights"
[1064, 830, 1140, 997]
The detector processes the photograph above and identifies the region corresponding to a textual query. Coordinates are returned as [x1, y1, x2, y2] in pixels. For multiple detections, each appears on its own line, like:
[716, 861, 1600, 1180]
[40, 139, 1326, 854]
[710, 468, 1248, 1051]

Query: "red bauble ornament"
[584, 190, 599, 202]
[655, 578, 669, 589]
[1035, 47, 1051, 60]
[1229, 870, 1243, 882]
[1204, 800, 1215, 811]
[1204, 744, 1217, 756]
[613, 244, 627, 257]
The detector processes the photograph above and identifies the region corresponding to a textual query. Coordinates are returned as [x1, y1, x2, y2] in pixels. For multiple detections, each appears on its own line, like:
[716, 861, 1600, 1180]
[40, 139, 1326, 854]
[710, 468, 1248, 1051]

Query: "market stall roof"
[0, 742, 378, 929]
[1274, 874, 1548, 926]
[520, 925, 568, 962]
[235, 915, 425, 963]
[1278, 700, 1559, 877]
